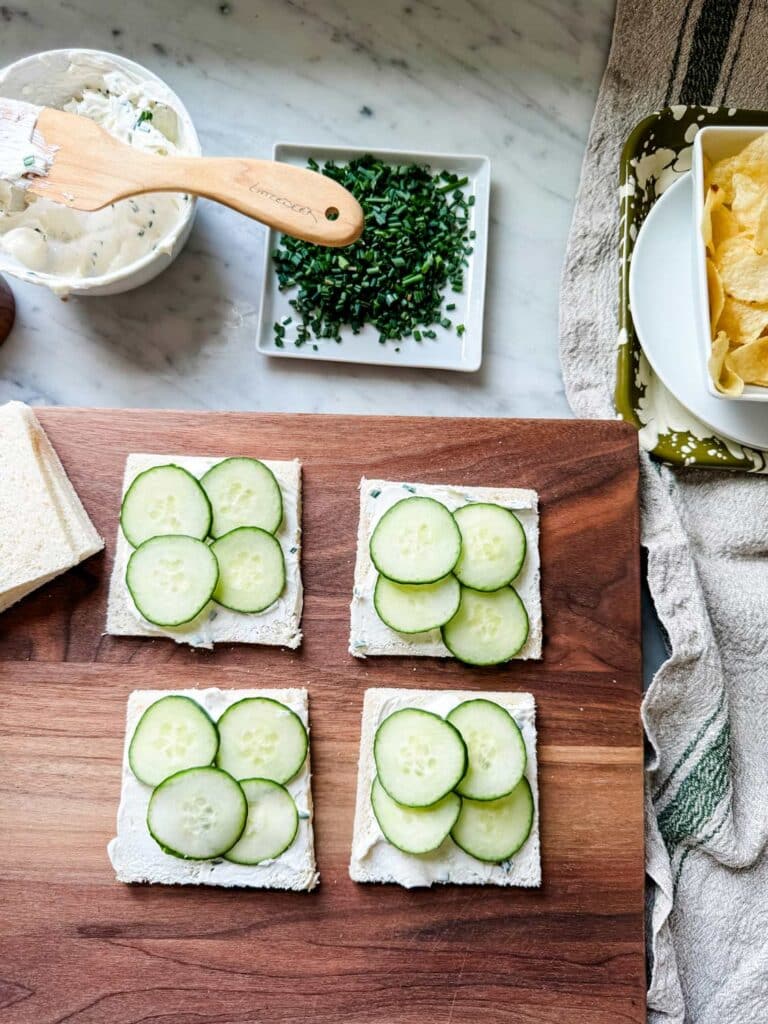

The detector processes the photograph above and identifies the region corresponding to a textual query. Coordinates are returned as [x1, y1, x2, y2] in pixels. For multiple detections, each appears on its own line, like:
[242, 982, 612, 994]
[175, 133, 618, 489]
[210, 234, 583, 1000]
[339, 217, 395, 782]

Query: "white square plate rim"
[255, 141, 490, 372]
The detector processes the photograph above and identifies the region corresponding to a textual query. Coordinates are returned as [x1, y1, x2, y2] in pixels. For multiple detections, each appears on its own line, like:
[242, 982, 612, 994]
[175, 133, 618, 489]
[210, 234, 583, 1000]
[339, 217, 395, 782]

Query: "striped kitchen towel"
[560, 1, 768, 1022]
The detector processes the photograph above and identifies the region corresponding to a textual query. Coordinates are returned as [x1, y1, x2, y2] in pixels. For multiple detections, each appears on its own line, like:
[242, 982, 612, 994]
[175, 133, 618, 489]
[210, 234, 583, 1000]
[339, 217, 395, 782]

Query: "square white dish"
[108, 687, 318, 891]
[349, 687, 541, 889]
[256, 142, 490, 372]
[692, 124, 768, 402]
[106, 453, 303, 649]
[349, 477, 542, 660]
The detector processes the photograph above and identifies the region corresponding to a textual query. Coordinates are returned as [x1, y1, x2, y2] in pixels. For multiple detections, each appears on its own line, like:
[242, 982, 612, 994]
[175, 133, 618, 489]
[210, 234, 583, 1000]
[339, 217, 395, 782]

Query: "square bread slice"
[349, 477, 541, 659]
[0, 401, 103, 605]
[108, 687, 318, 891]
[349, 688, 540, 888]
[106, 453, 302, 649]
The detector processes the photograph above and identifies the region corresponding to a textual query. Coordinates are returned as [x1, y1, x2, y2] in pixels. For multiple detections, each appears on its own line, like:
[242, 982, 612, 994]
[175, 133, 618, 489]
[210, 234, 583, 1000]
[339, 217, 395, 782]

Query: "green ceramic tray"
[618, 105, 768, 471]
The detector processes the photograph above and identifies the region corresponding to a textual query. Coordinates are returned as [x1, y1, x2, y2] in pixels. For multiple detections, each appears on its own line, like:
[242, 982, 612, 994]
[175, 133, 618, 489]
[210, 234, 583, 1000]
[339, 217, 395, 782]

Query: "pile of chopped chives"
[271, 154, 474, 348]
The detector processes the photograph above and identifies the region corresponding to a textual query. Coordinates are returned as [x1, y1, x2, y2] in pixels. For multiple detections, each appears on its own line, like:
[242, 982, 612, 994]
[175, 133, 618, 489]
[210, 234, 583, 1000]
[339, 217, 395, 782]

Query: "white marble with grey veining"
[0, 0, 614, 417]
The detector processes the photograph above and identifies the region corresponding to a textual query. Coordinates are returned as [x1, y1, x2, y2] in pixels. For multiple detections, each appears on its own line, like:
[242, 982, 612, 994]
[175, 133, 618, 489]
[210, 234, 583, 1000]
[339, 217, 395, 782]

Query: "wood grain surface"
[0, 410, 644, 1024]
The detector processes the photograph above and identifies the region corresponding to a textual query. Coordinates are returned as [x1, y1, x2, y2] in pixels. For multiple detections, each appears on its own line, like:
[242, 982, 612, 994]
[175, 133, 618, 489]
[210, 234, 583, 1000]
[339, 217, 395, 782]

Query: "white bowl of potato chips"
[695, 126, 768, 401]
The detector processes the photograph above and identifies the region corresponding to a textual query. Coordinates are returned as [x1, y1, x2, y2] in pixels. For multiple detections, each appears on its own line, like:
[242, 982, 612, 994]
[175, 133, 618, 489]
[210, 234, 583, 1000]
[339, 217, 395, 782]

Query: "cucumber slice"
[452, 503, 527, 591]
[373, 708, 467, 807]
[128, 695, 219, 787]
[126, 535, 219, 627]
[373, 573, 460, 633]
[120, 464, 212, 548]
[450, 778, 534, 863]
[371, 775, 460, 854]
[211, 527, 285, 613]
[147, 766, 247, 860]
[201, 458, 283, 538]
[441, 585, 529, 666]
[224, 778, 299, 865]
[216, 697, 308, 783]
[446, 699, 527, 801]
[370, 496, 461, 584]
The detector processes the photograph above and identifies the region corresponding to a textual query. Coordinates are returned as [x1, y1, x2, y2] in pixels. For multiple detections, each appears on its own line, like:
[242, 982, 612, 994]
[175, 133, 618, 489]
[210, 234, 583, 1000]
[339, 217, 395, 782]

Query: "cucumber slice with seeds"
[371, 775, 460, 854]
[442, 585, 529, 666]
[373, 573, 460, 633]
[370, 496, 461, 584]
[446, 699, 526, 801]
[129, 695, 219, 787]
[147, 766, 247, 860]
[211, 527, 285, 613]
[453, 503, 527, 591]
[224, 778, 300, 865]
[373, 708, 467, 807]
[126, 535, 219, 627]
[450, 778, 534, 863]
[201, 458, 283, 538]
[120, 464, 212, 548]
[216, 697, 308, 783]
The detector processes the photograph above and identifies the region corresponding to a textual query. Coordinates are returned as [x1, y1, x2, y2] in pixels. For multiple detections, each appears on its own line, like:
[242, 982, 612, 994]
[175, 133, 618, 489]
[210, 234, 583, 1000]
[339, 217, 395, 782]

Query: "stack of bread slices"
[0, 401, 103, 613]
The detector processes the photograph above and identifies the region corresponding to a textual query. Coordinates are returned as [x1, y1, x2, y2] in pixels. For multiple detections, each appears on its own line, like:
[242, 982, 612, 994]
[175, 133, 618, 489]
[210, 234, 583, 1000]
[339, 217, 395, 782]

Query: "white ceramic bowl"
[692, 124, 768, 402]
[0, 48, 201, 296]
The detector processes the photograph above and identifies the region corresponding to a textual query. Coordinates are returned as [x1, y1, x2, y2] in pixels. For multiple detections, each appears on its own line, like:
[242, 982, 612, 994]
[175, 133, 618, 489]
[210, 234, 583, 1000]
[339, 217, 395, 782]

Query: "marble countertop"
[0, 0, 614, 415]
[0, 0, 664, 681]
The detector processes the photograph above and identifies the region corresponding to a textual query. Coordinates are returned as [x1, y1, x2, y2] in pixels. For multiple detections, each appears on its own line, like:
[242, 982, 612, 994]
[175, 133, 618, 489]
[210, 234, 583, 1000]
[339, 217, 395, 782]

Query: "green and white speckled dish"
[619, 105, 768, 471]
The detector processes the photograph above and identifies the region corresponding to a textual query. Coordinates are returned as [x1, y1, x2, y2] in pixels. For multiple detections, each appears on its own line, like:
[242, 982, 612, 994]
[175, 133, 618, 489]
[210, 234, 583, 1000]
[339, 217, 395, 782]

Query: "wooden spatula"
[23, 107, 364, 247]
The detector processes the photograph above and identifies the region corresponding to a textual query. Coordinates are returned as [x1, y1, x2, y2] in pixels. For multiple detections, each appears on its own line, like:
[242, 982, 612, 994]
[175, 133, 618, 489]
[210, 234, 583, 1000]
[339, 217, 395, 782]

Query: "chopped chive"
[271, 153, 472, 346]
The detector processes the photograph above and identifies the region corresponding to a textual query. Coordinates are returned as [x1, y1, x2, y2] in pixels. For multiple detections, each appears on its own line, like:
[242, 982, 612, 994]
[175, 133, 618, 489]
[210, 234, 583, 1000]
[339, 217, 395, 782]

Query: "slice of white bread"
[0, 401, 103, 609]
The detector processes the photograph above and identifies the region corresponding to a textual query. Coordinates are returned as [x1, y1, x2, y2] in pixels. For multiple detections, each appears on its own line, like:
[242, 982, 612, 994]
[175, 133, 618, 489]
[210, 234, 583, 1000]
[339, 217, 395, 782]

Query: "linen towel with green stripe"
[560, 1, 768, 1021]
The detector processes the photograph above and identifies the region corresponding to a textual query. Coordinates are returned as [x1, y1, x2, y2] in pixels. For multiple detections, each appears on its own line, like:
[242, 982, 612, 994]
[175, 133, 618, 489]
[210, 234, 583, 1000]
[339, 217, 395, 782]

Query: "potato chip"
[731, 172, 764, 232]
[716, 236, 768, 302]
[707, 258, 724, 332]
[707, 153, 740, 205]
[702, 184, 725, 254]
[754, 196, 768, 253]
[708, 331, 744, 395]
[727, 336, 768, 385]
[717, 296, 768, 347]
[708, 134, 768, 201]
[710, 205, 740, 249]
[731, 131, 768, 179]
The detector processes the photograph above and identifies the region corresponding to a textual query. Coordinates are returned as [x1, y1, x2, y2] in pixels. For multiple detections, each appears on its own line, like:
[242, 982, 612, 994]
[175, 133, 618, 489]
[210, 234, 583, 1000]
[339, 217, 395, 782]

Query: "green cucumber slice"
[147, 766, 247, 860]
[126, 535, 219, 627]
[446, 699, 527, 800]
[201, 458, 283, 538]
[120, 464, 212, 548]
[371, 775, 460, 854]
[211, 527, 285, 613]
[223, 778, 299, 865]
[450, 778, 534, 863]
[128, 695, 219, 787]
[373, 573, 460, 633]
[370, 496, 461, 584]
[373, 708, 467, 807]
[441, 585, 529, 665]
[452, 503, 527, 590]
[216, 697, 308, 783]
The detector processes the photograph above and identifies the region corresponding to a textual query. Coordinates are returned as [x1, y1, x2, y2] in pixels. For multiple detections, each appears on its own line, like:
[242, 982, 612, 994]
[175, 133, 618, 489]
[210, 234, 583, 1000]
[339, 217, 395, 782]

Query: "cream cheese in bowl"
[0, 49, 201, 296]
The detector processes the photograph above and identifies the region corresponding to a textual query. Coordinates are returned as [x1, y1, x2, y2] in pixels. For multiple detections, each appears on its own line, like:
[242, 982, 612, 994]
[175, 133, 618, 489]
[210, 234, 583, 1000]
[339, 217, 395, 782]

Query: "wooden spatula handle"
[27, 109, 363, 246]
[123, 155, 363, 247]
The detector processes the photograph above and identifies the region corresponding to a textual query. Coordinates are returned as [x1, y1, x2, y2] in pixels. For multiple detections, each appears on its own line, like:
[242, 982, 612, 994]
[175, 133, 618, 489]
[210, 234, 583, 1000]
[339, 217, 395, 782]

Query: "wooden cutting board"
[0, 410, 644, 1024]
